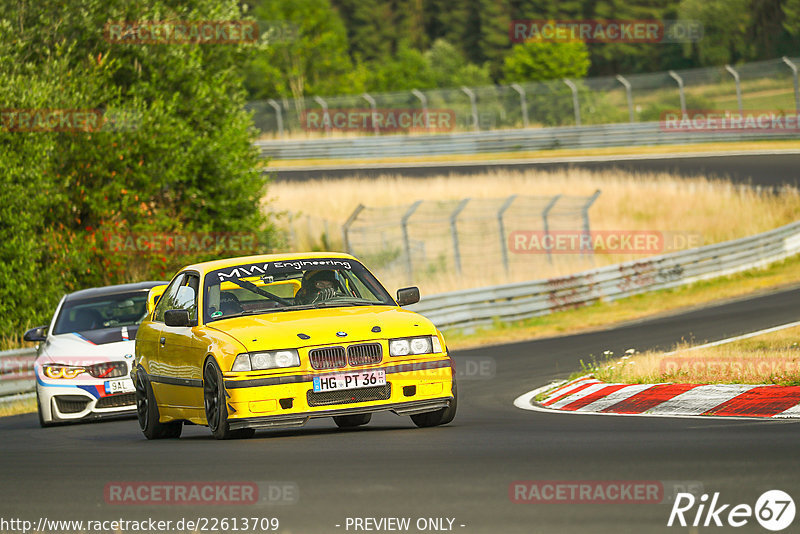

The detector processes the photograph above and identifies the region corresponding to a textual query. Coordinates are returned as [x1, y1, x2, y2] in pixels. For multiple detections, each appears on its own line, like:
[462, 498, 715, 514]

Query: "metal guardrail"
[408, 220, 800, 331]
[255, 121, 797, 161]
[0, 348, 37, 401]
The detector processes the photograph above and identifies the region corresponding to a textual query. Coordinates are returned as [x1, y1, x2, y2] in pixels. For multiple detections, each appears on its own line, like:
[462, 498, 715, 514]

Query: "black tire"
[36, 389, 54, 428]
[333, 413, 372, 428]
[204, 358, 254, 440]
[410, 380, 458, 428]
[135, 366, 182, 439]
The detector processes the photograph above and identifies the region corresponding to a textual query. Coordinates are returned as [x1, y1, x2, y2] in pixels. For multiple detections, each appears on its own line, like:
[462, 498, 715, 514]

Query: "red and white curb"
[515, 376, 800, 419]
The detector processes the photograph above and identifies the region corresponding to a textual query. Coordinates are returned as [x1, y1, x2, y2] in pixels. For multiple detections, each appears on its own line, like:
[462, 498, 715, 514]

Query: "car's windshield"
[53, 292, 150, 334]
[203, 258, 394, 323]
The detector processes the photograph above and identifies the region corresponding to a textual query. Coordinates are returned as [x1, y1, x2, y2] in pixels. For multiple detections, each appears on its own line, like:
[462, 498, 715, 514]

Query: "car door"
[158, 272, 205, 413]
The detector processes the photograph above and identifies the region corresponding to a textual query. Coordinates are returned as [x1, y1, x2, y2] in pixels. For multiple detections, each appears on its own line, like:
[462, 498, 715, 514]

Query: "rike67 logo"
[668, 490, 795, 531]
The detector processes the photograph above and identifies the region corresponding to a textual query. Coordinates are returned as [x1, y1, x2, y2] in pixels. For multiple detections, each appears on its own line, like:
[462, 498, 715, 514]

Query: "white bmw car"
[24, 281, 166, 427]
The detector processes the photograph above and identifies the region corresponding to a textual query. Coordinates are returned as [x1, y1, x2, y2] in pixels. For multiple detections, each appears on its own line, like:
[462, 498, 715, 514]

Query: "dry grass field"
[266, 168, 800, 295]
[589, 324, 800, 386]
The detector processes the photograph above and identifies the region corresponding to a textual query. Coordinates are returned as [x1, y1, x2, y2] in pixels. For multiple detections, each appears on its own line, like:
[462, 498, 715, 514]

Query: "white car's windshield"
[53, 292, 149, 334]
[203, 258, 394, 323]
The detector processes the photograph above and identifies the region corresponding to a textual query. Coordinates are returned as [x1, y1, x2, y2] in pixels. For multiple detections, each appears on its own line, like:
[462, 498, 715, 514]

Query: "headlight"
[389, 336, 442, 356]
[42, 364, 85, 379]
[231, 349, 300, 372]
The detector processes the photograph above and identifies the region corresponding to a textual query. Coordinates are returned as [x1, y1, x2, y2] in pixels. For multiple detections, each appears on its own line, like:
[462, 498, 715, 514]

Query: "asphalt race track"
[3, 285, 799, 533]
[270, 152, 800, 188]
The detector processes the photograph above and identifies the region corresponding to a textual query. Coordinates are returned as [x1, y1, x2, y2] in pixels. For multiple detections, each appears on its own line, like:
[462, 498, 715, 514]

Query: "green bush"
[0, 0, 276, 338]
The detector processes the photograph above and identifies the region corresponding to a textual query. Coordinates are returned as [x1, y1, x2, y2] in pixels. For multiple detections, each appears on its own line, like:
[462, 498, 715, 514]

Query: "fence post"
[313, 95, 331, 135]
[362, 93, 379, 135]
[615, 75, 635, 123]
[449, 198, 470, 275]
[267, 99, 284, 138]
[401, 201, 423, 282]
[542, 194, 561, 264]
[668, 70, 687, 117]
[461, 86, 479, 131]
[581, 190, 602, 259]
[510, 83, 529, 128]
[411, 89, 429, 129]
[497, 195, 517, 275]
[724, 65, 743, 116]
[562, 79, 581, 126]
[342, 204, 365, 254]
[782, 57, 800, 115]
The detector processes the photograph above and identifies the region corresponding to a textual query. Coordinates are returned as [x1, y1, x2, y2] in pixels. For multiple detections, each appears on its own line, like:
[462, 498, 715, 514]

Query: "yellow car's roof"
[180, 251, 358, 275]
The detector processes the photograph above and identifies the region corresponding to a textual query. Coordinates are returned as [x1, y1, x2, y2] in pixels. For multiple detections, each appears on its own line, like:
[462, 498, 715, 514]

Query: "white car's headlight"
[231, 349, 300, 372]
[42, 364, 85, 379]
[389, 336, 442, 356]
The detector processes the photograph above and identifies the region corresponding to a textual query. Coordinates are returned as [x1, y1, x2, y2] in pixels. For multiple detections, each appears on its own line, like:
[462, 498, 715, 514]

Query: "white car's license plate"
[105, 378, 135, 395]
[312, 370, 386, 392]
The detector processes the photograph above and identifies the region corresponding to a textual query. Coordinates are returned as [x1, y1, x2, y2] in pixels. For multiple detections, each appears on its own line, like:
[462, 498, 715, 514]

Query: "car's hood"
[208, 305, 436, 352]
[39, 328, 137, 365]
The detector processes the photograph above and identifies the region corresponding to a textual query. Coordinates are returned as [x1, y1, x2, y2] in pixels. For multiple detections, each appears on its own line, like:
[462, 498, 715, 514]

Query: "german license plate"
[313, 370, 386, 392]
[104, 378, 135, 395]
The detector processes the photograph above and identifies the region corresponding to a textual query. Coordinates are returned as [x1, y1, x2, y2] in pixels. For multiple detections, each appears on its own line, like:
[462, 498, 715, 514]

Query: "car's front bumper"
[222, 357, 454, 429]
[37, 380, 136, 423]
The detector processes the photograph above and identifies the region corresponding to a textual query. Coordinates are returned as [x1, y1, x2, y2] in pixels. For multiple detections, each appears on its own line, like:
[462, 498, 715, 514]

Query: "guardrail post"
[782, 57, 800, 115]
[615, 75, 635, 123]
[461, 86, 479, 131]
[342, 204, 365, 254]
[402, 200, 423, 282]
[668, 70, 687, 117]
[510, 83, 529, 128]
[411, 89, 429, 129]
[542, 194, 561, 264]
[267, 99, 284, 138]
[361, 93, 379, 135]
[724, 65, 743, 116]
[563, 79, 581, 126]
[497, 195, 517, 275]
[449, 198, 470, 275]
[313, 95, 331, 135]
[581, 190, 602, 260]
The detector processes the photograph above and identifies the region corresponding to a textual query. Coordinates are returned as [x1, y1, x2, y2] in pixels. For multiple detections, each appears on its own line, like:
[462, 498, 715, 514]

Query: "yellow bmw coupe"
[133, 252, 456, 439]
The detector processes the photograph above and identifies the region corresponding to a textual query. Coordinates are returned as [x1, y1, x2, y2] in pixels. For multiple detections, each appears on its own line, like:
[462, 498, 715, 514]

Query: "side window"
[153, 274, 186, 323]
[180, 274, 200, 321]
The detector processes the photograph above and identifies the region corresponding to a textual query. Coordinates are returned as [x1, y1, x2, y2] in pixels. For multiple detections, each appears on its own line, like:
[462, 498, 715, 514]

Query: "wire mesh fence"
[336, 193, 601, 285]
[249, 57, 800, 139]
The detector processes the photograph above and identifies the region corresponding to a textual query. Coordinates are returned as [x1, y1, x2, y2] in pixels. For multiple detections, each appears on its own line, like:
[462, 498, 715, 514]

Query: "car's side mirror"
[146, 284, 168, 315]
[164, 309, 191, 327]
[23, 325, 47, 342]
[396, 287, 420, 306]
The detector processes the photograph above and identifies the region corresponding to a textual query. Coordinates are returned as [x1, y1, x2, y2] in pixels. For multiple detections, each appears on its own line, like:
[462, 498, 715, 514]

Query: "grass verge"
[0, 395, 36, 417]
[443, 254, 800, 350]
[586, 325, 800, 386]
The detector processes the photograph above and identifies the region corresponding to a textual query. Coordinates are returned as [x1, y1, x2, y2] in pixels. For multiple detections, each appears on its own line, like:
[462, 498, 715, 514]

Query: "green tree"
[425, 39, 492, 87]
[502, 40, 590, 82]
[243, 0, 362, 101]
[678, 0, 751, 66]
[0, 0, 274, 338]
